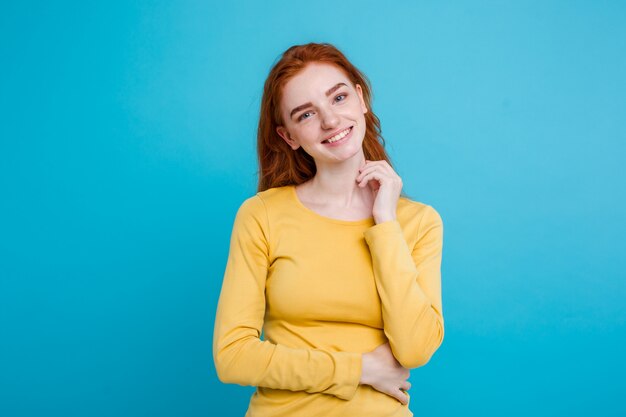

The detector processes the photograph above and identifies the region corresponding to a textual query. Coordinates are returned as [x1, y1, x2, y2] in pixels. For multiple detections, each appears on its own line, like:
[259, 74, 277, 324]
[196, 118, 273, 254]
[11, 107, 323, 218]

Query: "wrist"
[373, 215, 396, 225]
[359, 353, 371, 386]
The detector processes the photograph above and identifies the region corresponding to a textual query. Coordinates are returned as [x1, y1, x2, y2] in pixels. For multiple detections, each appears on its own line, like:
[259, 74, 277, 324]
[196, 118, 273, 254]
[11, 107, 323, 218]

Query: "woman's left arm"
[357, 160, 444, 369]
[363, 207, 444, 369]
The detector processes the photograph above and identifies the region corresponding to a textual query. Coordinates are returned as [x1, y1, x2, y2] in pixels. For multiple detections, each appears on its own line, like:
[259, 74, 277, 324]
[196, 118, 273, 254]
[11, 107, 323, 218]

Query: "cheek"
[298, 126, 318, 142]
[349, 102, 366, 117]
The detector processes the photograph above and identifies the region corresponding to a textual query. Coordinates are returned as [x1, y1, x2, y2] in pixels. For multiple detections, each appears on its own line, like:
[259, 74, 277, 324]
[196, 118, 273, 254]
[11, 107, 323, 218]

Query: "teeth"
[326, 127, 351, 143]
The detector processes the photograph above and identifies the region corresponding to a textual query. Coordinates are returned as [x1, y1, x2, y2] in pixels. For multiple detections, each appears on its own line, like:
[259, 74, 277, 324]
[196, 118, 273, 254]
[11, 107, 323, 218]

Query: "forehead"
[281, 63, 351, 105]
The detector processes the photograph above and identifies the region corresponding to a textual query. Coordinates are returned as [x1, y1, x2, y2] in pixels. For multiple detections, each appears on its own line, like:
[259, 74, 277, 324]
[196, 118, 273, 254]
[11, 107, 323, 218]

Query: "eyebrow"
[289, 82, 348, 119]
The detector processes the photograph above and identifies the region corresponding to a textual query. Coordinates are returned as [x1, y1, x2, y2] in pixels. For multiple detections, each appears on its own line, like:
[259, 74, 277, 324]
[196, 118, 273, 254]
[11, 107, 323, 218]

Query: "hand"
[355, 160, 402, 224]
[359, 342, 411, 405]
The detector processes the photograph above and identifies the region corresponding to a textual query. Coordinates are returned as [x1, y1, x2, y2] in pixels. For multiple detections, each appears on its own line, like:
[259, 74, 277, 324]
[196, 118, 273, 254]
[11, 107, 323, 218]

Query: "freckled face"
[276, 62, 368, 162]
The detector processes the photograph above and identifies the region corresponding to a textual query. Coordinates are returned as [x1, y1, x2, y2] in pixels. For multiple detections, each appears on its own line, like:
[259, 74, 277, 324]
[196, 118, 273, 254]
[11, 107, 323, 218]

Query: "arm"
[213, 195, 362, 400]
[363, 205, 445, 369]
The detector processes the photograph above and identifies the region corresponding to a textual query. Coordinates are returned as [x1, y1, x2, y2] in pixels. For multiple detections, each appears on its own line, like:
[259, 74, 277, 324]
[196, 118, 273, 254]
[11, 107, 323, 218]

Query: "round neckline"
[288, 184, 375, 226]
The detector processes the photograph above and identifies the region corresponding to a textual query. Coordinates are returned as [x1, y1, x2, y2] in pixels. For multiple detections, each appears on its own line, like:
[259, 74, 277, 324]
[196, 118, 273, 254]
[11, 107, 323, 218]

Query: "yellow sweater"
[213, 185, 444, 417]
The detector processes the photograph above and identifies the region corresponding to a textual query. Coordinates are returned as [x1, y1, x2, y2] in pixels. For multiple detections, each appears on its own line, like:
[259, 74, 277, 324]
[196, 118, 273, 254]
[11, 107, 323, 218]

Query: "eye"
[298, 111, 313, 121]
[335, 93, 347, 102]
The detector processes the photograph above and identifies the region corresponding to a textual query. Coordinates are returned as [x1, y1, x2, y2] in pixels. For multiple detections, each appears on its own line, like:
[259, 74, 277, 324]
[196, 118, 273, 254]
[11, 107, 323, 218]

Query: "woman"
[213, 42, 444, 417]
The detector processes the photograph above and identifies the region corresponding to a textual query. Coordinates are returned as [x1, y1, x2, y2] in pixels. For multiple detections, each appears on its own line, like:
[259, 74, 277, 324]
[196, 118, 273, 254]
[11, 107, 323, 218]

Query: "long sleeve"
[212, 195, 362, 400]
[363, 205, 445, 369]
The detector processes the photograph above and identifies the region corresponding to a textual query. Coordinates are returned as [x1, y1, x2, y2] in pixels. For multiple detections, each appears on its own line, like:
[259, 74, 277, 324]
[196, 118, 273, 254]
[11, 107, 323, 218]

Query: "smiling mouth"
[322, 126, 353, 144]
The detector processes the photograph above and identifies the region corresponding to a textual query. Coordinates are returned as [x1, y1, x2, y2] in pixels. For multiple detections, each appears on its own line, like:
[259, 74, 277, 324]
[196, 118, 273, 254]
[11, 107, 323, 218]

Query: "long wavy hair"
[257, 42, 408, 199]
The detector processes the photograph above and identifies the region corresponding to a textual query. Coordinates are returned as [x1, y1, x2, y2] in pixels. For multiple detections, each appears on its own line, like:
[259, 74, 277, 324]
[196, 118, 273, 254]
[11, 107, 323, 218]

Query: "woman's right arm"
[212, 195, 362, 401]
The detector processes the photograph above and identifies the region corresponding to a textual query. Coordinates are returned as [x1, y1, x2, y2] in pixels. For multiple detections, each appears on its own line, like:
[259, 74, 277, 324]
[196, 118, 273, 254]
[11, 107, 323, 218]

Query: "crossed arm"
[213, 196, 444, 400]
[212, 196, 362, 400]
[363, 204, 445, 369]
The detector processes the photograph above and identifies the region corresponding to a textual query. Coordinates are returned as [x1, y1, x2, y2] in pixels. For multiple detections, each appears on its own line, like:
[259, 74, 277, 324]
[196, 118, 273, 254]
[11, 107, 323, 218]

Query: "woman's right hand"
[359, 342, 411, 405]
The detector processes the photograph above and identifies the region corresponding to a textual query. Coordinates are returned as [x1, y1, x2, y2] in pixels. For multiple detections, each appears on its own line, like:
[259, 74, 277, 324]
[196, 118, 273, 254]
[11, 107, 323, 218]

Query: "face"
[276, 62, 368, 163]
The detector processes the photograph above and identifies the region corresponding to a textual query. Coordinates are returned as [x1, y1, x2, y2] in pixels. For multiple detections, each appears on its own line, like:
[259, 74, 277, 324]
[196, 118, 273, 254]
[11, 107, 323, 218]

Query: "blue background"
[1, 1, 625, 416]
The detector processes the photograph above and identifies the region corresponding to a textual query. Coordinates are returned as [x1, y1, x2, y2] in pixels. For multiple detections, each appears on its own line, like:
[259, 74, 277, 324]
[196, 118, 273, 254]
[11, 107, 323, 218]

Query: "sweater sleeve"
[213, 195, 362, 400]
[363, 204, 445, 369]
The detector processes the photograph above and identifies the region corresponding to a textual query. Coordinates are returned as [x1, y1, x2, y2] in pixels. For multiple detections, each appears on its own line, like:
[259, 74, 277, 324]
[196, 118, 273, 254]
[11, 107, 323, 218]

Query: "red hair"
[257, 42, 408, 198]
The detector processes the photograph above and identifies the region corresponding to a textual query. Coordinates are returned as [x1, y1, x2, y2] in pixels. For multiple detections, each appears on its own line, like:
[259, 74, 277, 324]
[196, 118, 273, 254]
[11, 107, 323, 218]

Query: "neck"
[307, 152, 372, 207]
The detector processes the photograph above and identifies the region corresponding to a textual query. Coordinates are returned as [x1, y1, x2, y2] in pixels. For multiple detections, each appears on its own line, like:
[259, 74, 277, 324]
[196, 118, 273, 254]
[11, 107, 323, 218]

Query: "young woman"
[213, 42, 445, 417]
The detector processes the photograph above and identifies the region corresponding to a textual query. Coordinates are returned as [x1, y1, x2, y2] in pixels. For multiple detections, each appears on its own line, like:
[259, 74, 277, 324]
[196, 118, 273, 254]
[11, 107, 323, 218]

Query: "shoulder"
[398, 197, 444, 252]
[234, 185, 292, 225]
[255, 185, 292, 206]
[398, 196, 443, 228]
[232, 194, 269, 235]
[236, 194, 266, 217]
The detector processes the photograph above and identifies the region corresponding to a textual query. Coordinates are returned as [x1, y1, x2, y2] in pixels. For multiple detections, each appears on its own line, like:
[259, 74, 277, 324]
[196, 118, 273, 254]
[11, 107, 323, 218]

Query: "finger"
[359, 176, 383, 192]
[364, 160, 395, 176]
[396, 390, 409, 405]
[358, 171, 388, 187]
[358, 160, 382, 170]
[356, 165, 380, 181]
[401, 380, 412, 391]
[363, 160, 391, 170]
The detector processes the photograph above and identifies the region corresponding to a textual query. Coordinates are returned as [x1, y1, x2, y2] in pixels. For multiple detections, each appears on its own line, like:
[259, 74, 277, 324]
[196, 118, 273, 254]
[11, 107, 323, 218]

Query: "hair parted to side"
[257, 42, 406, 196]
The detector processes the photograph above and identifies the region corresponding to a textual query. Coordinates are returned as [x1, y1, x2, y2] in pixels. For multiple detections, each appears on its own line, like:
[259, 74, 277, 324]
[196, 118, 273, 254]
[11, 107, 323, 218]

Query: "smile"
[322, 127, 353, 146]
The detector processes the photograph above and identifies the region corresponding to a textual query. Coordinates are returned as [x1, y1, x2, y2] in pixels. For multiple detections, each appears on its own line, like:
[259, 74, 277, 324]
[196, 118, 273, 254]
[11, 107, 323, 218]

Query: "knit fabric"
[213, 185, 444, 416]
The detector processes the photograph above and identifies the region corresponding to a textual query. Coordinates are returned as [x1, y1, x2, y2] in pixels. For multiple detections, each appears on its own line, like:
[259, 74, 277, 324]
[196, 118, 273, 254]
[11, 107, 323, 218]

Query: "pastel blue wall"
[1, 1, 624, 416]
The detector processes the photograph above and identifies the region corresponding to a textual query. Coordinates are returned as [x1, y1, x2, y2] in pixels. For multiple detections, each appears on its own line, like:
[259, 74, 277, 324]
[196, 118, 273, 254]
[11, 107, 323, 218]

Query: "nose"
[320, 106, 340, 130]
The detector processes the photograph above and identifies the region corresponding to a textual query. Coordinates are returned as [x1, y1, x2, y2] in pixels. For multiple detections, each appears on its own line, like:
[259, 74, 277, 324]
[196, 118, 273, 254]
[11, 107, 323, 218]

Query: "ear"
[276, 126, 300, 150]
[355, 84, 368, 114]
